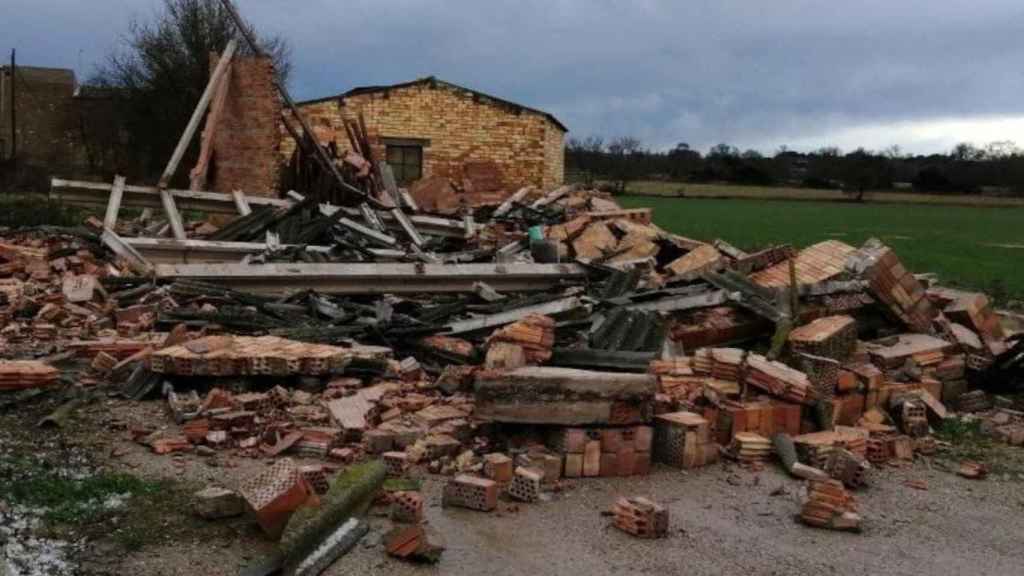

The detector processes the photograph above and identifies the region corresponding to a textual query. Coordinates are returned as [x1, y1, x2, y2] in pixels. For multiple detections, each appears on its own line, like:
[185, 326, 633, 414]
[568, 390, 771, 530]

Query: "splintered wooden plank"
[159, 38, 238, 189]
[159, 189, 187, 241]
[103, 175, 127, 230]
[190, 59, 233, 192]
[751, 240, 857, 287]
[231, 190, 252, 216]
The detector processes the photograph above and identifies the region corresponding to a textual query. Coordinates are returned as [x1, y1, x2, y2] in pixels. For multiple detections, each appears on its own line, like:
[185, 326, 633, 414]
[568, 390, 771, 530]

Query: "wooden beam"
[154, 262, 587, 296]
[218, 0, 379, 207]
[50, 178, 289, 214]
[493, 187, 531, 218]
[123, 237, 404, 264]
[189, 58, 233, 191]
[231, 189, 252, 216]
[103, 175, 126, 230]
[160, 188, 187, 241]
[159, 38, 238, 189]
[100, 229, 154, 275]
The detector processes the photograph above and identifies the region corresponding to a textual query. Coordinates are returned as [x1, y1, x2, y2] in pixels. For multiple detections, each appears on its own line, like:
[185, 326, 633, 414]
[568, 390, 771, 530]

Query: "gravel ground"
[4, 395, 1024, 576]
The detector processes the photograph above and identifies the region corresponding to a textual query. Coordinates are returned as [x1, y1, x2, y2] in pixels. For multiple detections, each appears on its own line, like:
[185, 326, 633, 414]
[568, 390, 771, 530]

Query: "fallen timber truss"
[49, 178, 476, 239]
[153, 262, 587, 295]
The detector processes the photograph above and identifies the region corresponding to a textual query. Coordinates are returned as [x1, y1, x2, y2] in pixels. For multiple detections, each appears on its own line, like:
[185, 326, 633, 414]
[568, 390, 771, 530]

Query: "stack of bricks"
[788, 315, 858, 362]
[800, 479, 862, 532]
[729, 432, 772, 465]
[848, 241, 936, 333]
[794, 428, 869, 468]
[209, 55, 281, 198]
[611, 497, 669, 539]
[744, 354, 816, 405]
[709, 348, 745, 381]
[485, 314, 555, 366]
[653, 411, 718, 469]
[550, 426, 652, 478]
[0, 360, 59, 390]
[944, 293, 1007, 357]
[715, 400, 802, 445]
[442, 475, 498, 512]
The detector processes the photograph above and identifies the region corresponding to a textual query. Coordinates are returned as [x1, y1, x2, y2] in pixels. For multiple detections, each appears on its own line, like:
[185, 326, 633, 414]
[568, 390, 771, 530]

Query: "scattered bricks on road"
[442, 475, 498, 512]
[506, 467, 543, 502]
[958, 460, 990, 480]
[383, 452, 409, 477]
[193, 486, 247, 520]
[390, 491, 424, 524]
[800, 479, 862, 532]
[384, 524, 444, 563]
[238, 458, 319, 539]
[612, 496, 669, 539]
[150, 436, 192, 455]
[483, 453, 513, 483]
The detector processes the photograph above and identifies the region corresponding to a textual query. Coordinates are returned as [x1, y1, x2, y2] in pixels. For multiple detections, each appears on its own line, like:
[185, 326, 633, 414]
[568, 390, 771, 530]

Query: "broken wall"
[209, 55, 281, 198]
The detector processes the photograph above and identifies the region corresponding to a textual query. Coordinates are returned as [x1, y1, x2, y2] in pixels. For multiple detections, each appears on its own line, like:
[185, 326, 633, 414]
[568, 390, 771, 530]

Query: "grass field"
[625, 181, 1024, 208]
[617, 195, 1024, 301]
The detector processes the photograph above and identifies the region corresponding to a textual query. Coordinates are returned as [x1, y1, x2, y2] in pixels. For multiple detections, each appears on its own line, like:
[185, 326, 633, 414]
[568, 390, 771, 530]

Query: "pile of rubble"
[4, 178, 1024, 567]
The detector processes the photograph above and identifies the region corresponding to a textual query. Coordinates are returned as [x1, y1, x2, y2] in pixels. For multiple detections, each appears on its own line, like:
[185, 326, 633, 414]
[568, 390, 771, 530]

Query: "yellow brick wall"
[282, 82, 565, 189]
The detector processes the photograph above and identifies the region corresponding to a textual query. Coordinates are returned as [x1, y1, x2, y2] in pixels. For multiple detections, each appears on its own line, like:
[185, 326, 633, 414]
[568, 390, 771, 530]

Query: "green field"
[617, 195, 1024, 301]
[624, 181, 1024, 208]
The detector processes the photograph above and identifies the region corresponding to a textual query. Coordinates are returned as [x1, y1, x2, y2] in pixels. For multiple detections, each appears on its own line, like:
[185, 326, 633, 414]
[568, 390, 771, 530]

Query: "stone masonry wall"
[281, 81, 565, 190]
[210, 55, 281, 198]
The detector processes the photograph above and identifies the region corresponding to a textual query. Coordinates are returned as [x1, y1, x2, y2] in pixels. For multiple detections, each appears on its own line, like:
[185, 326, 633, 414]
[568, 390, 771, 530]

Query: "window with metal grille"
[385, 144, 423, 184]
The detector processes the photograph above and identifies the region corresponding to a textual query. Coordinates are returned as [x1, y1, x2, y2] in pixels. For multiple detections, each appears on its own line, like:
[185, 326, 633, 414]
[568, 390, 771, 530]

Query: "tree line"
[566, 136, 1024, 197]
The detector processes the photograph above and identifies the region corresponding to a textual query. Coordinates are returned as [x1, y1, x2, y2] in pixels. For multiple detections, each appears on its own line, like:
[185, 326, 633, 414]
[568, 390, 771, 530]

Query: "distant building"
[286, 77, 567, 190]
[0, 64, 125, 184]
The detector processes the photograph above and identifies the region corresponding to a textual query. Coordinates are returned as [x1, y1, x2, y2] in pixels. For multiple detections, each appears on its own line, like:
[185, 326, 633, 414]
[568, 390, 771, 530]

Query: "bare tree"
[93, 0, 291, 181]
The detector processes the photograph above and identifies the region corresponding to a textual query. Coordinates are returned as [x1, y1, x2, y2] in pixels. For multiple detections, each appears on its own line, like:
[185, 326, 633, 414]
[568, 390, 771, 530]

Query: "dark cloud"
[5, 0, 1024, 153]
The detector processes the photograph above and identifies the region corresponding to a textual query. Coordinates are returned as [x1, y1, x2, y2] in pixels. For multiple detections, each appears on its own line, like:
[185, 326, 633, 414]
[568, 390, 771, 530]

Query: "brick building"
[285, 77, 567, 190]
[0, 64, 126, 186]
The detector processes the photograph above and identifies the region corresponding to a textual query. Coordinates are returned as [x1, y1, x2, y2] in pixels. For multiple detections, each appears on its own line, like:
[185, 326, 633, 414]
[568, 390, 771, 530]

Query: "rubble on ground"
[5, 178, 1024, 569]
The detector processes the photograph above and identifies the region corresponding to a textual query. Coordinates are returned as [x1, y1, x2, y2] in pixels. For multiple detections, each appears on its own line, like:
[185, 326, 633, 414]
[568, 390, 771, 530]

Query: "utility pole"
[9, 49, 15, 167]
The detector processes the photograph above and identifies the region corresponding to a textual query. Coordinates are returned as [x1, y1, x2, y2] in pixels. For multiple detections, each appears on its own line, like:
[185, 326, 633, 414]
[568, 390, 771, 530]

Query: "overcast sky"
[5, 0, 1024, 154]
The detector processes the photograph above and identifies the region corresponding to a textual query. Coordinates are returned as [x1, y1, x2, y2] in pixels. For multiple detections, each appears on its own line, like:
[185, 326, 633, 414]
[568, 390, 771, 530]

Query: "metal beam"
[154, 262, 587, 296]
